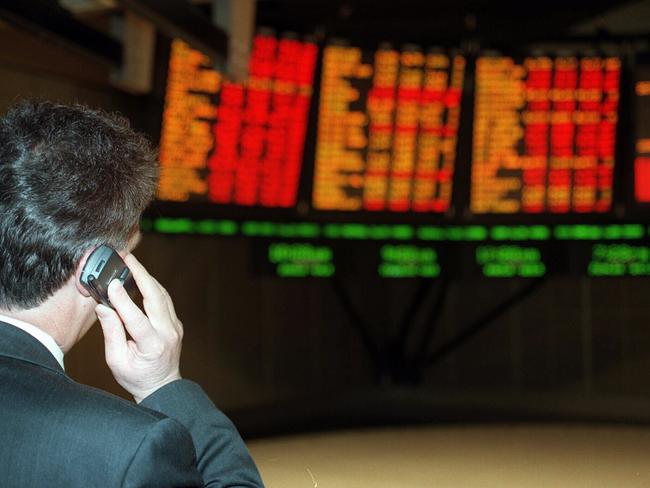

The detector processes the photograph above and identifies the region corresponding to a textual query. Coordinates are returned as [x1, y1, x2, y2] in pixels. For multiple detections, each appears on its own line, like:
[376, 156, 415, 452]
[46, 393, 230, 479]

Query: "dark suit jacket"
[0, 321, 264, 487]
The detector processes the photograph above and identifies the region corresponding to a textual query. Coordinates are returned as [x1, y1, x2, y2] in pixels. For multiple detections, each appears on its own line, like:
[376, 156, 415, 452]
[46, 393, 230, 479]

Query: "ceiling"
[1, 0, 647, 90]
[255, 0, 649, 46]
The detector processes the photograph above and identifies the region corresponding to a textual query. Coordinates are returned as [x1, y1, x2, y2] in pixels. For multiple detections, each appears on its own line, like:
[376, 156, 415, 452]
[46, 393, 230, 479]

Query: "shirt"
[0, 313, 65, 370]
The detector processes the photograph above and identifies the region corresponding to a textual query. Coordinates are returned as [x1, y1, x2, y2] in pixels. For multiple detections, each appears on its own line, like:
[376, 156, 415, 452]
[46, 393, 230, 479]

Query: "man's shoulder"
[0, 353, 168, 431]
[0, 354, 202, 487]
[64, 375, 169, 425]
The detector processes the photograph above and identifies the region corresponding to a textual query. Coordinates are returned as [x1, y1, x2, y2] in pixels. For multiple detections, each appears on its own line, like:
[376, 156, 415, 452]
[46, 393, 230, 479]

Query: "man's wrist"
[133, 373, 183, 403]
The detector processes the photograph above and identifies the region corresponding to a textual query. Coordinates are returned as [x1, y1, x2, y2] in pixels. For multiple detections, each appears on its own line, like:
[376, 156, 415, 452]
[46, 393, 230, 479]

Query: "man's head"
[0, 100, 158, 313]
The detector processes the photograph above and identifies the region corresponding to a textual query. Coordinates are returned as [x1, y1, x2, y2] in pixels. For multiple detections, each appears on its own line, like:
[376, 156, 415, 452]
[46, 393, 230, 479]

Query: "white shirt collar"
[0, 313, 65, 370]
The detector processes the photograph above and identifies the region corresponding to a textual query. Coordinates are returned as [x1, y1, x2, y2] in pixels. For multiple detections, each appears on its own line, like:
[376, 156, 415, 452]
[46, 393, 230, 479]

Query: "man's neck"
[0, 306, 66, 351]
[0, 278, 90, 353]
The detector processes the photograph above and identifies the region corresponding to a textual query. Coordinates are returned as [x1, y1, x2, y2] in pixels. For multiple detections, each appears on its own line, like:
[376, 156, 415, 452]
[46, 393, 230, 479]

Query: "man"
[0, 101, 264, 487]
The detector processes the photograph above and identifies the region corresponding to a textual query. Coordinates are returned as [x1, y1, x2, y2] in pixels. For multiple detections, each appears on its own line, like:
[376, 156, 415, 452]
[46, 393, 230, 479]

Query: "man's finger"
[95, 304, 127, 368]
[149, 275, 179, 330]
[107, 279, 155, 343]
[123, 254, 169, 325]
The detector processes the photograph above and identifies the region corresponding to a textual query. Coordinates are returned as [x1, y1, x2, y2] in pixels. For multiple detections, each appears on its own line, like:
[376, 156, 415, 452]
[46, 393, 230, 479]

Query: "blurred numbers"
[158, 40, 219, 202]
[471, 55, 620, 214]
[158, 33, 318, 207]
[634, 62, 650, 203]
[313, 41, 465, 212]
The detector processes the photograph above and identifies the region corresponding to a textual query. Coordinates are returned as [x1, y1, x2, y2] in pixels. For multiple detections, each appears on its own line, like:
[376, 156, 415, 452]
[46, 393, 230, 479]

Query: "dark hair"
[0, 100, 158, 310]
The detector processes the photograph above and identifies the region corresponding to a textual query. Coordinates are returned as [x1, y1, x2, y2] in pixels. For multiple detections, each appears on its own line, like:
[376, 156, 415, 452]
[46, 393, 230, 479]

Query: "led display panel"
[313, 41, 466, 212]
[158, 33, 318, 207]
[471, 55, 621, 214]
[634, 59, 650, 203]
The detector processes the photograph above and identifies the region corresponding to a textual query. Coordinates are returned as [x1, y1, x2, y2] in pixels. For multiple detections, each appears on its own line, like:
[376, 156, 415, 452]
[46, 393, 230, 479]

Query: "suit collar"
[0, 321, 65, 374]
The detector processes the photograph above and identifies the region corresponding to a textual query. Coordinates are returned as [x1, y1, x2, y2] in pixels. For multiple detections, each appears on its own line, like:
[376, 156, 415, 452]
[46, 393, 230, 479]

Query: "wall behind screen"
[68, 233, 650, 411]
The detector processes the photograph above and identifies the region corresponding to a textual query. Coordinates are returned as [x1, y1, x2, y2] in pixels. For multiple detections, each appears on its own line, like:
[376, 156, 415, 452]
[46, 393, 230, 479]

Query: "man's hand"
[95, 254, 183, 403]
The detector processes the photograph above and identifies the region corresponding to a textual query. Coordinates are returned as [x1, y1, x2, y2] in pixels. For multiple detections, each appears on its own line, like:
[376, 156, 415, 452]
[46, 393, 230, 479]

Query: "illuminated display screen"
[148, 216, 650, 278]
[151, 34, 650, 279]
[475, 245, 546, 278]
[313, 41, 465, 212]
[379, 245, 441, 278]
[267, 242, 335, 277]
[158, 33, 317, 207]
[147, 217, 647, 244]
[471, 55, 621, 214]
[588, 244, 650, 276]
[635, 59, 650, 203]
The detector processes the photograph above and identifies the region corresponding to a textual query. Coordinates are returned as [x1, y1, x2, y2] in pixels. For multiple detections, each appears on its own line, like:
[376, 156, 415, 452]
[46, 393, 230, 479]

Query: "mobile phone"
[80, 245, 133, 309]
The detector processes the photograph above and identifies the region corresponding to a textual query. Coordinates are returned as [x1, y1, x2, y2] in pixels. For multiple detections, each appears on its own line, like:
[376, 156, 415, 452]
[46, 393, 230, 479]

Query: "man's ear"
[74, 248, 95, 297]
